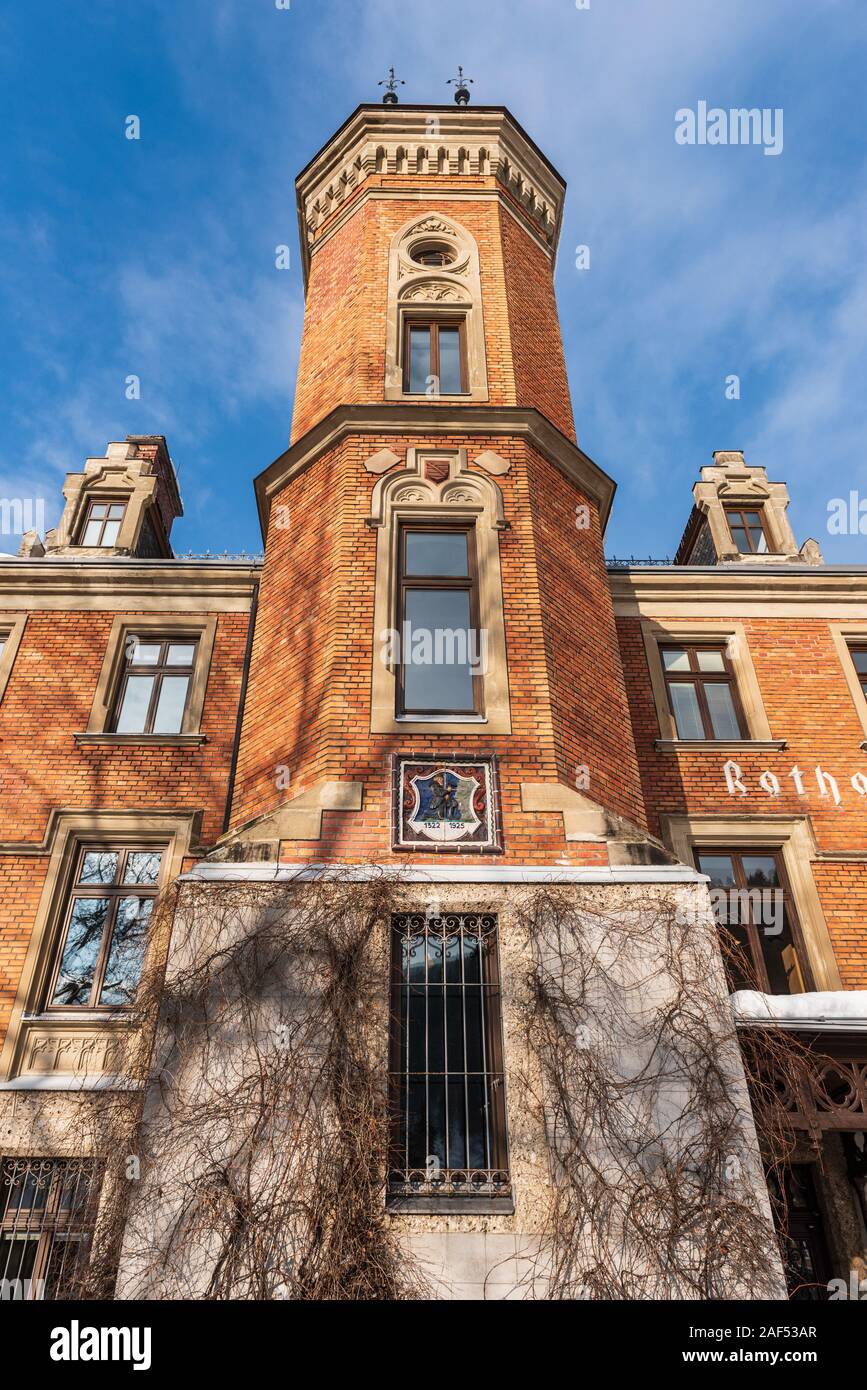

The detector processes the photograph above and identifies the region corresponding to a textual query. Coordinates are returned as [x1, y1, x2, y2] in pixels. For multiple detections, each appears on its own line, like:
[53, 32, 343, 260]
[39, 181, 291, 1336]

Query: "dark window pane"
[437, 327, 462, 393]
[761, 917, 798, 995]
[444, 933, 462, 983]
[465, 988, 484, 1072]
[402, 588, 474, 711]
[723, 923, 754, 992]
[0, 1235, 39, 1288]
[52, 899, 109, 1005]
[705, 682, 741, 739]
[407, 986, 425, 1071]
[406, 1081, 426, 1167]
[466, 1077, 487, 1169]
[151, 675, 189, 734]
[730, 525, 750, 552]
[408, 326, 431, 393]
[115, 676, 154, 733]
[404, 935, 425, 984]
[852, 650, 867, 674]
[426, 933, 443, 983]
[462, 932, 481, 984]
[405, 530, 468, 577]
[129, 643, 161, 665]
[166, 643, 196, 666]
[662, 647, 690, 671]
[697, 854, 736, 887]
[79, 852, 119, 885]
[428, 1082, 446, 1167]
[669, 681, 704, 739]
[446, 991, 464, 1071]
[428, 986, 444, 1072]
[390, 915, 507, 1199]
[123, 851, 162, 886]
[742, 856, 779, 889]
[447, 1077, 466, 1168]
[99, 897, 152, 1004]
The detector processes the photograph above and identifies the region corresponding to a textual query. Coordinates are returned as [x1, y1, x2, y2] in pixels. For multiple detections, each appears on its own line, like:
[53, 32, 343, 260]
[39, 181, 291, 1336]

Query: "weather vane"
[378, 67, 405, 105]
[447, 66, 474, 106]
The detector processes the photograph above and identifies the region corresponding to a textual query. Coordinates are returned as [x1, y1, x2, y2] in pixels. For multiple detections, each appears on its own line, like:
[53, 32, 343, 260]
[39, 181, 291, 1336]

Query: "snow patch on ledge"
[732, 990, 867, 1030]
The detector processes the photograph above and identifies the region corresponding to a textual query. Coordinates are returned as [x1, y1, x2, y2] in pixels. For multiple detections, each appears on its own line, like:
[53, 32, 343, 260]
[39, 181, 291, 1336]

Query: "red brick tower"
[223, 102, 650, 866]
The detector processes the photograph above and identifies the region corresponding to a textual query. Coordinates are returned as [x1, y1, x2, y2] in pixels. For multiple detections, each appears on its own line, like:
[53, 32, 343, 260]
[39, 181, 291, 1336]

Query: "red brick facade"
[0, 103, 864, 1179]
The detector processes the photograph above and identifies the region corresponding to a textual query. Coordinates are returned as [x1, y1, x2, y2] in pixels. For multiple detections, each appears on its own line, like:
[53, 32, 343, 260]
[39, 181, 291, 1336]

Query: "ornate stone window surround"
[661, 813, 843, 992]
[0, 810, 195, 1083]
[76, 613, 217, 746]
[48, 455, 170, 557]
[642, 619, 783, 750]
[0, 612, 26, 703]
[368, 447, 511, 735]
[693, 461, 798, 563]
[385, 215, 488, 404]
[829, 623, 867, 745]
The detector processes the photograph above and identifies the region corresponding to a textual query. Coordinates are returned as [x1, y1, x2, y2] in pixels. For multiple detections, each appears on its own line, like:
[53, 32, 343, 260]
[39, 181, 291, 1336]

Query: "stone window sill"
[74, 732, 207, 747]
[394, 714, 488, 724]
[654, 739, 787, 753]
[385, 1195, 515, 1216]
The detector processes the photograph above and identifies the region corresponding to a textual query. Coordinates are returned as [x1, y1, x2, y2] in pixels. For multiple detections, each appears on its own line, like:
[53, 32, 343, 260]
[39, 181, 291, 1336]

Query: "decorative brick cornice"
[295, 104, 567, 284]
[254, 403, 616, 538]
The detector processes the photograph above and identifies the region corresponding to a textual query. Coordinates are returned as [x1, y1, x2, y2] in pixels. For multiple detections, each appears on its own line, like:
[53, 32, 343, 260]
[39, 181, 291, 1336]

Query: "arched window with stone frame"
[384, 214, 488, 402]
[368, 447, 511, 734]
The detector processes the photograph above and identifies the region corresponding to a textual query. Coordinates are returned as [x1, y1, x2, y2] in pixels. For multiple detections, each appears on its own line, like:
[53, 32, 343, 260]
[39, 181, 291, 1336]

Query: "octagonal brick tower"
[224, 103, 652, 867]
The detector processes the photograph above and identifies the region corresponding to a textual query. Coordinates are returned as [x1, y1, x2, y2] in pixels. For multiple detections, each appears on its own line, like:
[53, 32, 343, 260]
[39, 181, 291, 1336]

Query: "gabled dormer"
[35, 435, 183, 558]
[674, 450, 822, 566]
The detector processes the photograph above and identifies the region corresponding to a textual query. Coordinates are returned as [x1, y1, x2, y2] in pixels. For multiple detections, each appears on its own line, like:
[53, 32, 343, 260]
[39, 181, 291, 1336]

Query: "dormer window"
[725, 507, 769, 555]
[404, 318, 467, 395]
[79, 499, 127, 547]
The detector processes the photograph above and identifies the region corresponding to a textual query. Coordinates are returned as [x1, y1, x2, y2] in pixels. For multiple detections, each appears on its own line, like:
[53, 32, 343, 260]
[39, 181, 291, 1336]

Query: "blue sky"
[0, 0, 865, 560]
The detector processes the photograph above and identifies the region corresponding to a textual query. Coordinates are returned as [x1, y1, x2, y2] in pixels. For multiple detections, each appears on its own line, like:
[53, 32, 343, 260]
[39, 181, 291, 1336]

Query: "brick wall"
[229, 429, 645, 861]
[0, 605, 250, 1045]
[617, 614, 867, 986]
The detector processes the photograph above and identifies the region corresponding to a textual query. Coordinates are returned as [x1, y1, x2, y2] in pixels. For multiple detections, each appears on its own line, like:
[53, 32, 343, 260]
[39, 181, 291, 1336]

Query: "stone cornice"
[254, 403, 616, 538]
[0, 560, 260, 612]
[609, 564, 867, 615]
[295, 104, 567, 284]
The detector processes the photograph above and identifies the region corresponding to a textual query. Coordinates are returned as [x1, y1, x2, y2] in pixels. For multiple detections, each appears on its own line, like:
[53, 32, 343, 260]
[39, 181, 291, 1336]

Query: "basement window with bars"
[0, 1158, 100, 1299]
[388, 912, 510, 1209]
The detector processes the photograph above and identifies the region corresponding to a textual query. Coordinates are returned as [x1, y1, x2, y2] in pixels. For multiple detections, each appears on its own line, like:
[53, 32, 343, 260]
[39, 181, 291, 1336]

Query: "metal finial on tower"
[447, 66, 474, 106]
[378, 67, 405, 105]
